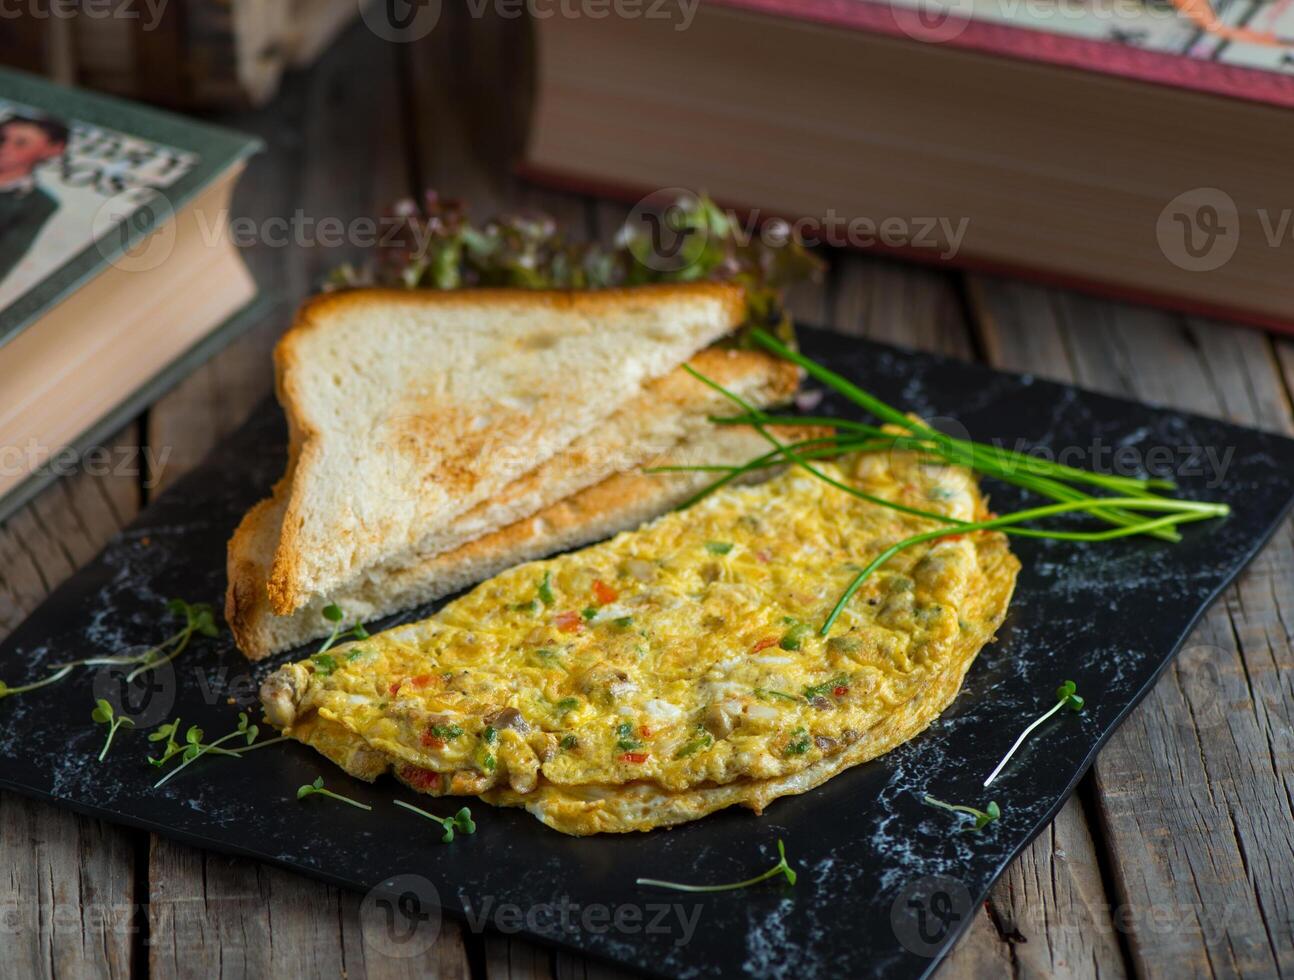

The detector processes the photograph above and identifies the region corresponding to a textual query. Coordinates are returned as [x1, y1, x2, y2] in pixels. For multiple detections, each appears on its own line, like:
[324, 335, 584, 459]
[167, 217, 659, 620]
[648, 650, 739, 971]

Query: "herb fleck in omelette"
[261, 450, 1019, 835]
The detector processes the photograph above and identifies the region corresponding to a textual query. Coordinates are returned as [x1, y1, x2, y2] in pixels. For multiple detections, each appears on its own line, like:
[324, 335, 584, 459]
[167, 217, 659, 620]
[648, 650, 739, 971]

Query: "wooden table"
[3, 16, 1292, 980]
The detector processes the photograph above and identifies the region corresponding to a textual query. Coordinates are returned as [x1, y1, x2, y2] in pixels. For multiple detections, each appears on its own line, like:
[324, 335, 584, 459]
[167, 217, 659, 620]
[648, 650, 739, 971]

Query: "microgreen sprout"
[0, 664, 74, 699]
[0, 599, 217, 702]
[983, 681, 1086, 788]
[153, 713, 260, 788]
[393, 799, 476, 842]
[297, 777, 373, 810]
[922, 795, 1002, 832]
[316, 604, 369, 656]
[147, 717, 184, 768]
[91, 699, 134, 762]
[636, 839, 797, 892]
[122, 599, 218, 682]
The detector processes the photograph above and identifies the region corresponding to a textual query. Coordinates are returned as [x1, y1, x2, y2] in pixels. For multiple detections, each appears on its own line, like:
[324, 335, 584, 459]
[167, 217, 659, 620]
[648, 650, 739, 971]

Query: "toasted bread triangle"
[267, 284, 745, 614]
[228, 352, 803, 659]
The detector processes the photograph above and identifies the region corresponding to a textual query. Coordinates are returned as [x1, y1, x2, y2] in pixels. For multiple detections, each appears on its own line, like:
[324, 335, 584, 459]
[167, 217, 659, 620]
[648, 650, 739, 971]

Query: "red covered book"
[524, 0, 1294, 331]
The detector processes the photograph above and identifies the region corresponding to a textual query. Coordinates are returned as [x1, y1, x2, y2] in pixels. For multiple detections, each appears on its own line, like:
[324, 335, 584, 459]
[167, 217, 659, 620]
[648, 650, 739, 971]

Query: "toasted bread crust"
[266, 283, 746, 615]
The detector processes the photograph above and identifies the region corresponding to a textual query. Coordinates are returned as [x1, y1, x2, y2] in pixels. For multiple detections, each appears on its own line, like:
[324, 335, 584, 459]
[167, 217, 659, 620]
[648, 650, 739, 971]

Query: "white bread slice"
[228, 422, 824, 659]
[268, 284, 745, 615]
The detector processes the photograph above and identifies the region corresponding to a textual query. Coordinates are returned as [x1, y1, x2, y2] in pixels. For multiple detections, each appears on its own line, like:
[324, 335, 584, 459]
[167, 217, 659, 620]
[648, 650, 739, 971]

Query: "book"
[0, 67, 260, 524]
[523, 0, 1294, 331]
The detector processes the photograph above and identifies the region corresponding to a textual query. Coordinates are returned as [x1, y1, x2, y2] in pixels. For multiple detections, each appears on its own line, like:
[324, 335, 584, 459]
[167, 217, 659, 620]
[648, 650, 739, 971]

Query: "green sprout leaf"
[394, 798, 476, 843]
[152, 712, 274, 788]
[1, 598, 220, 702]
[311, 653, 338, 677]
[147, 717, 183, 768]
[297, 776, 372, 810]
[983, 680, 1087, 788]
[91, 699, 134, 762]
[316, 604, 369, 656]
[923, 795, 1002, 832]
[637, 838, 797, 892]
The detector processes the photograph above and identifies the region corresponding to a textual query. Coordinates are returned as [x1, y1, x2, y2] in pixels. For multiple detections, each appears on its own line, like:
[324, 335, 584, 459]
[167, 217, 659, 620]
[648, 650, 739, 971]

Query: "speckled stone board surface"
[1, 327, 1291, 979]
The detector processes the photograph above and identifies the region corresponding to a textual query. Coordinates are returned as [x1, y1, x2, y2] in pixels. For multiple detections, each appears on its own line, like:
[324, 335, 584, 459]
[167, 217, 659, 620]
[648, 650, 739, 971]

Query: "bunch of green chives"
[651, 327, 1228, 635]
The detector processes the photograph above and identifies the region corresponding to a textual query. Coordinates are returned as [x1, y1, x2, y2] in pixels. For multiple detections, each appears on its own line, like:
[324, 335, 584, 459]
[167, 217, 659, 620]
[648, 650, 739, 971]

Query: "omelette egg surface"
[261, 450, 1019, 835]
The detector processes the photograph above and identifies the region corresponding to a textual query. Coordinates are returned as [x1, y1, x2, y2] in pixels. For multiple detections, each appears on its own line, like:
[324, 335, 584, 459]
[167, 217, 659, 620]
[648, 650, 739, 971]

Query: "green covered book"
[0, 67, 261, 523]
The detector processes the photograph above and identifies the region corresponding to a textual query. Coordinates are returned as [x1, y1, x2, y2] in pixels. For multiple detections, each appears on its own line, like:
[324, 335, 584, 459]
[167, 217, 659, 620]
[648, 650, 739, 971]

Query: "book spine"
[706, 0, 1294, 110]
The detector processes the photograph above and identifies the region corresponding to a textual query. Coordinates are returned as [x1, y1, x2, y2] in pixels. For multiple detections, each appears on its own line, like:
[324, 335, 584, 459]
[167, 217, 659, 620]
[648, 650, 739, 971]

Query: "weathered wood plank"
[485, 935, 553, 980]
[832, 258, 972, 359]
[969, 277, 1294, 979]
[405, 5, 518, 215]
[0, 436, 142, 980]
[552, 951, 640, 980]
[975, 789, 1130, 979]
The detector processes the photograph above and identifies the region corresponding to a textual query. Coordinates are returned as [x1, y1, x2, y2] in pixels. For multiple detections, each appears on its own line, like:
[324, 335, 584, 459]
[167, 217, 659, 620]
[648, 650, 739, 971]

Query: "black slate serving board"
[2, 327, 1293, 979]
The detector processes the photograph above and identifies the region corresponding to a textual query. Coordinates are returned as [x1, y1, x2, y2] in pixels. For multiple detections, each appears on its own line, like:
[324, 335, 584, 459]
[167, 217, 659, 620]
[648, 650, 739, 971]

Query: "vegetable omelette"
[260, 449, 1019, 835]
